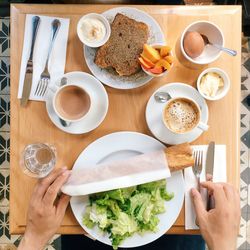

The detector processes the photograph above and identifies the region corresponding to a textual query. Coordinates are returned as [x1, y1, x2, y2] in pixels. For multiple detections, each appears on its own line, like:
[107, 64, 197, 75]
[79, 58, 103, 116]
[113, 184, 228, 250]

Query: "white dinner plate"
[45, 71, 109, 134]
[84, 7, 165, 89]
[146, 83, 209, 145]
[70, 131, 184, 248]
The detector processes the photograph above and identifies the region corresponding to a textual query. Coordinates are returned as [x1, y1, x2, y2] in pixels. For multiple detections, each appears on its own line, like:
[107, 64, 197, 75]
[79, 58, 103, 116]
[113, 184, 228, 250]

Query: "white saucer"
[146, 83, 209, 145]
[45, 71, 109, 134]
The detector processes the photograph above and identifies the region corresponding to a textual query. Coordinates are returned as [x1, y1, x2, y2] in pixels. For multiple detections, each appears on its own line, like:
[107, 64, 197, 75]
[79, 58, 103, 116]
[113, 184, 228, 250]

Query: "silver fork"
[34, 19, 61, 97]
[192, 150, 203, 191]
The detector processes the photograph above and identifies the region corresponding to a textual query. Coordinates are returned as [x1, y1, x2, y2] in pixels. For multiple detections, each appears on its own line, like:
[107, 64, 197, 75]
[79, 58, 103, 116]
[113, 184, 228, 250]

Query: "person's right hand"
[191, 182, 240, 250]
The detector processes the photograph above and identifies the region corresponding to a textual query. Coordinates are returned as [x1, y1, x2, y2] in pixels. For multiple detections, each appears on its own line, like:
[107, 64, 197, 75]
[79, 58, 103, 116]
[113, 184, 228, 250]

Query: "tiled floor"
[0, 17, 60, 250]
[0, 17, 249, 249]
[238, 38, 250, 250]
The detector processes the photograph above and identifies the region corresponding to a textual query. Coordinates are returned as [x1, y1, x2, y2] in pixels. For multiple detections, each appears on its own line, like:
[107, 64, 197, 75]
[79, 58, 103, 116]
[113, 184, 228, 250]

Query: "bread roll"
[164, 143, 194, 172]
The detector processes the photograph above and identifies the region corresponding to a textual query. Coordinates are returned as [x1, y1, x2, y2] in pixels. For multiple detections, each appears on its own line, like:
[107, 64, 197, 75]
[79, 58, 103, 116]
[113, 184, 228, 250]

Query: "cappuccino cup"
[162, 97, 208, 134]
[53, 84, 91, 123]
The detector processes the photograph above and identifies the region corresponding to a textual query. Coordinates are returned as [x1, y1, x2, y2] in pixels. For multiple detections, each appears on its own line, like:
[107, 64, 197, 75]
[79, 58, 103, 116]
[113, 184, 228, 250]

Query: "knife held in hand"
[206, 141, 215, 210]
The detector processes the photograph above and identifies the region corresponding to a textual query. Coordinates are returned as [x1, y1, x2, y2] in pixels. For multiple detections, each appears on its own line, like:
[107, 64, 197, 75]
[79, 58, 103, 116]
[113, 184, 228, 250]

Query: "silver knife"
[21, 16, 40, 107]
[206, 141, 215, 210]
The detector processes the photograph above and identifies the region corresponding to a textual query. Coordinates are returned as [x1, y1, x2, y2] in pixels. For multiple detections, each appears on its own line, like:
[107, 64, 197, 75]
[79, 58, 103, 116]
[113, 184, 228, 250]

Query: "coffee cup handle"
[197, 122, 209, 131]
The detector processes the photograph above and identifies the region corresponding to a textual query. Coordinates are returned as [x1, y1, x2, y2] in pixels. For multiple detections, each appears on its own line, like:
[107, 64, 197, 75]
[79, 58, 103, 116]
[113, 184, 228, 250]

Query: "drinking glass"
[20, 143, 56, 178]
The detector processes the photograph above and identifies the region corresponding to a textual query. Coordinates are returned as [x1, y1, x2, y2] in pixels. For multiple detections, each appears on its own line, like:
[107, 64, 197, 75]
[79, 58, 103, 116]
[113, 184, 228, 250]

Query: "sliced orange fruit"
[155, 59, 171, 71]
[160, 46, 172, 57]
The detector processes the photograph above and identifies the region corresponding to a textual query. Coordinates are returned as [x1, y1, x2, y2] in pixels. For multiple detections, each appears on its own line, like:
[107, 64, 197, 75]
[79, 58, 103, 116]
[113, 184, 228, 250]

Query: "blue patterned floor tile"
[47, 235, 62, 250]
[0, 169, 9, 207]
[0, 57, 10, 95]
[241, 131, 250, 148]
[0, 95, 10, 132]
[0, 132, 9, 169]
[244, 58, 250, 72]
[0, 19, 9, 57]
[0, 207, 21, 245]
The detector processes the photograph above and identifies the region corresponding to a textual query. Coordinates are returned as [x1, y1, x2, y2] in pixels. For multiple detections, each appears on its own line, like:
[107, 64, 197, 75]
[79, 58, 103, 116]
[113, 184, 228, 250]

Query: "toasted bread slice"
[95, 13, 149, 76]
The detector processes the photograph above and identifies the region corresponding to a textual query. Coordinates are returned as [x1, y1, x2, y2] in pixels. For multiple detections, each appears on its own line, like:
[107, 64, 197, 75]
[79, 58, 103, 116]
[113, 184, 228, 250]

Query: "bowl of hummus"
[197, 67, 230, 101]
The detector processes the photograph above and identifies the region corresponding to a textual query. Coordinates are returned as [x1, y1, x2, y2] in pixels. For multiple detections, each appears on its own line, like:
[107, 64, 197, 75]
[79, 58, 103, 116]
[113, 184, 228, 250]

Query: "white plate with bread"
[70, 131, 187, 248]
[84, 7, 165, 89]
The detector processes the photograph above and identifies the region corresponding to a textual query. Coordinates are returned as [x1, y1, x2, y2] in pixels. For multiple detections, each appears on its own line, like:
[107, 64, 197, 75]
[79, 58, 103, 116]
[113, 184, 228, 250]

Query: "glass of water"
[20, 143, 56, 178]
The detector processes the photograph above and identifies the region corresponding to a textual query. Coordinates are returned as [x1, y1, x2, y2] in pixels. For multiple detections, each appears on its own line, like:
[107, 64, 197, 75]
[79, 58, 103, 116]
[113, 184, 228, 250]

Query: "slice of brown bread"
[95, 13, 149, 76]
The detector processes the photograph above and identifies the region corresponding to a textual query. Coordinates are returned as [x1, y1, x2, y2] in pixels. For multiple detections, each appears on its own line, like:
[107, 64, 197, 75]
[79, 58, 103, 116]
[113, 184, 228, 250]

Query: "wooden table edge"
[10, 225, 200, 235]
[10, 3, 242, 13]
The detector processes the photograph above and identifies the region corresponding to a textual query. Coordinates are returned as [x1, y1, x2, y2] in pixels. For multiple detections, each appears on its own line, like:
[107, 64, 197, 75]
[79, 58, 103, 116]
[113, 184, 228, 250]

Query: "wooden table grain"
[10, 4, 241, 235]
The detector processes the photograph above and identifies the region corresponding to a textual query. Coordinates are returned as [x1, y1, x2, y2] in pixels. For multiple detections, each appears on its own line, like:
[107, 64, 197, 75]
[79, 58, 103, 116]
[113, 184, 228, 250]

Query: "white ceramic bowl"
[197, 67, 230, 101]
[77, 13, 111, 48]
[180, 21, 224, 65]
[141, 44, 173, 77]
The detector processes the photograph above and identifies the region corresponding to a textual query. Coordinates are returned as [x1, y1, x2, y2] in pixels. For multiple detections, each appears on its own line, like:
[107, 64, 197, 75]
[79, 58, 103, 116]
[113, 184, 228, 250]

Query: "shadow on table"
[61, 234, 205, 250]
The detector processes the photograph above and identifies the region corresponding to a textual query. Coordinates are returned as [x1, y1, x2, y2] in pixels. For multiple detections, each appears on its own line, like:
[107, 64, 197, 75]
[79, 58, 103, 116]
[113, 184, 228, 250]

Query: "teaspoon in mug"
[154, 91, 202, 110]
[58, 77, 71, 127]
[154, 92, 172, 103]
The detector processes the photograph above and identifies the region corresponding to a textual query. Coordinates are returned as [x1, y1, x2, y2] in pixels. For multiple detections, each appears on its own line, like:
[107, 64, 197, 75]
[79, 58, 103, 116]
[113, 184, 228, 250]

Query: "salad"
[83, 179, 174, 249]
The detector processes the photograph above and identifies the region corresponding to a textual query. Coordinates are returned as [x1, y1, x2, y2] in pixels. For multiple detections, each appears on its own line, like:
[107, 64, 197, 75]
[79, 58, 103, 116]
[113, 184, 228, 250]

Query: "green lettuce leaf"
[88, 204, 109, 229]
[110, 233, 130, 250]
[106, 189, 125, 203]
[160, 188, 174, 201]
[83, 179, 174, 249]
[82, 206, 95, 229]
[111, 212, 138, 236]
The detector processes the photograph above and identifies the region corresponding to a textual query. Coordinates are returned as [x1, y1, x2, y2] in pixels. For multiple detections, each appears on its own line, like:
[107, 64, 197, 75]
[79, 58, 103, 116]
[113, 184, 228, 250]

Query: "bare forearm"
[18, 233, 46, 250]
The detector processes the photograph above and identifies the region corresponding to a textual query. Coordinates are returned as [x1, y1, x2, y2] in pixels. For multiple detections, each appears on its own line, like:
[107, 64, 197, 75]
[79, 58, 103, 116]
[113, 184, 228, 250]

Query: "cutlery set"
[21, 16, 61, 106]
[192, 141, 215, 210]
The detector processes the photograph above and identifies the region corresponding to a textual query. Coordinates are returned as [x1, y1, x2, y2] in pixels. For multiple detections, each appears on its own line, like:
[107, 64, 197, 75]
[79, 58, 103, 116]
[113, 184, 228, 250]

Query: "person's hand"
[18, 167, 71, 250]
[191, 182, 240, 250]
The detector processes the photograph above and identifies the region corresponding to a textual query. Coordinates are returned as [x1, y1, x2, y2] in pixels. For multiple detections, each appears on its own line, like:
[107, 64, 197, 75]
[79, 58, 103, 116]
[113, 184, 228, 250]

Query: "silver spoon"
[201, 34, 237, 57]
[154, 91, 203, 110]
[154, 92, 172, 103]
[59, 77, 71, 127]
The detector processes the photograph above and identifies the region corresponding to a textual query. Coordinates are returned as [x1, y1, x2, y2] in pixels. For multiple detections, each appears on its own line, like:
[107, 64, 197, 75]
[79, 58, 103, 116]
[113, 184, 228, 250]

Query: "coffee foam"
[164, 99, 199, 133]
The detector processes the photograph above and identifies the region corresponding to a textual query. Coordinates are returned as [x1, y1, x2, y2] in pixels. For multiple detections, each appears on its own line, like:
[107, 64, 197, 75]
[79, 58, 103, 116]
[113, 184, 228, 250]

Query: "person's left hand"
[18, 167, 71, 250]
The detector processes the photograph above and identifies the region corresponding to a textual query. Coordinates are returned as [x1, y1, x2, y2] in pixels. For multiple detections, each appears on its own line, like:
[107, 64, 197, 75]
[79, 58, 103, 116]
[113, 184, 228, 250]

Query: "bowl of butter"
[197, 67, 230, 101]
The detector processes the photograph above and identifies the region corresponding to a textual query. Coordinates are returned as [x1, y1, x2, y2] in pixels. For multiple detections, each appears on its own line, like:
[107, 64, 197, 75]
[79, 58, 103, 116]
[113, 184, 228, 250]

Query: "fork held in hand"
[192, 150, 203, 191]
[34, 19, 61, 96]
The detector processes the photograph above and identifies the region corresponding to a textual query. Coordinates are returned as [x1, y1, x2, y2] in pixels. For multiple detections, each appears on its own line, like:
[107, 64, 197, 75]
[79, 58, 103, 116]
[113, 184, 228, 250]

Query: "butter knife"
[206, 141, 215, 210]
[21, 16, 40, 107]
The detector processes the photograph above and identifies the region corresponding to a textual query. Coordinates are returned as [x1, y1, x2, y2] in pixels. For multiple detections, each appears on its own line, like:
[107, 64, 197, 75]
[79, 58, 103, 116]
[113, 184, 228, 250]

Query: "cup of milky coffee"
[53, 84, 91, 123]
[162, 97, 208, 134]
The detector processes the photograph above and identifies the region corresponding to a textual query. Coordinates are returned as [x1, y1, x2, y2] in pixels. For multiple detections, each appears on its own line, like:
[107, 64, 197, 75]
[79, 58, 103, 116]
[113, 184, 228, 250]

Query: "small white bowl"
[141, 44, 173, 78]
[77, 13, 111, 48]
[180, 21, 224, 65]
[197, 67, 230, 101]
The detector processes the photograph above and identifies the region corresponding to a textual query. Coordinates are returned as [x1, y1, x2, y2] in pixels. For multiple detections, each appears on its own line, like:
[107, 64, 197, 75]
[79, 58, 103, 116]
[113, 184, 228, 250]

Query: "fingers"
[43, 170, 70, 207]
[201, 182, 227, 208]
[206, 174, 213, 182]
[191, 188, 207, 222]
[57, 194, 71, 216]
[36, 167, 68, 198]
[223, 183, 236, 201]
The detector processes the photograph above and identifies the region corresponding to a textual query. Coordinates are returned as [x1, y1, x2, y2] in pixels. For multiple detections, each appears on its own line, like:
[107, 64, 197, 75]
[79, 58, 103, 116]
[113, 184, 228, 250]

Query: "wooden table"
[10, 4, 241, 235]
